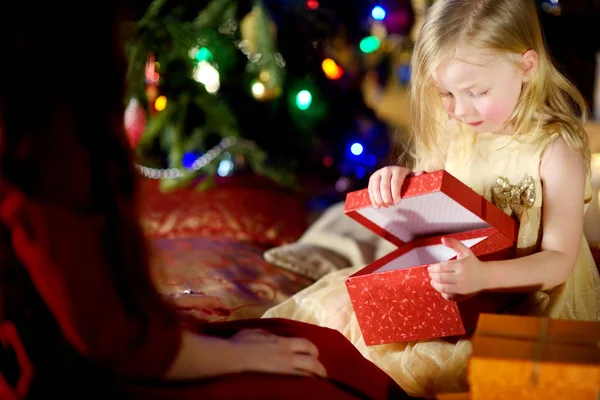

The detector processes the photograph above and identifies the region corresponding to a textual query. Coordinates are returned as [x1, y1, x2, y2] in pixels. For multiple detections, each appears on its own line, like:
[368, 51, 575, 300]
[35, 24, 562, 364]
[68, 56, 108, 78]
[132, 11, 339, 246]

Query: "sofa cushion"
[139, 176, 308, 246]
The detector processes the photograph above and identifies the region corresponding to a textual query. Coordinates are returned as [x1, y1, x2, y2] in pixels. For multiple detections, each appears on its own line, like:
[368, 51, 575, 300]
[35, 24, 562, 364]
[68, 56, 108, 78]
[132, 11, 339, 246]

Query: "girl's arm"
[428, 137, 586, 296]
[482, 136, 585, 291]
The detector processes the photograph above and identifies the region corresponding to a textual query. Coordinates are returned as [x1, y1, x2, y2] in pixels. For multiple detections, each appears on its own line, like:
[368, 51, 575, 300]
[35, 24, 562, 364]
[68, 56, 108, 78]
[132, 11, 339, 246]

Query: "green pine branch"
[125, 0, 296, 190]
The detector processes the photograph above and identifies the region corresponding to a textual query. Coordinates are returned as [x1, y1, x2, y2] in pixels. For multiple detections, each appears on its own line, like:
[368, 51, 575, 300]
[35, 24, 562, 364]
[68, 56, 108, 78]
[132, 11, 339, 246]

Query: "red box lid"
[344, 170, 517, 247]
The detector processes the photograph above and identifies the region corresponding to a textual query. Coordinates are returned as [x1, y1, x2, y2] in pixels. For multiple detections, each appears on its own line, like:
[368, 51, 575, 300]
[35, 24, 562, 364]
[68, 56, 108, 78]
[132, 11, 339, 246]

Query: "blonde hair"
[407, 0, 590, 171]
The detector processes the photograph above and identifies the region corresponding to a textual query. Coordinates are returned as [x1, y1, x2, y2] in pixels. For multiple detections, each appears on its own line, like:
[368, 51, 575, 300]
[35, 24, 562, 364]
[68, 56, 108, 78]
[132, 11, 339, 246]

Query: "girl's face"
[432, 46, 530, 135]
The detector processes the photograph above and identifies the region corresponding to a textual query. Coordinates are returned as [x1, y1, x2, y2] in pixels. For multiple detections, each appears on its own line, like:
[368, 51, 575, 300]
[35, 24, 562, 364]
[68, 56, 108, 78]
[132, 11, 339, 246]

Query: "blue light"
[350, 142, 364, 156]
[398, 64, 411, 86]
[355, 165, 366, 179]
[182, 152, 200, 169]
[371, 6, 386, 20]
[364, 154, 377, 166]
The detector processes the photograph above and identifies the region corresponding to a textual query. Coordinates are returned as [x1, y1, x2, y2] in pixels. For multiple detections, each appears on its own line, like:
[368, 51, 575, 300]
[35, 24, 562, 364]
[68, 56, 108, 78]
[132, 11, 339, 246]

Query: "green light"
[195, 47, 214, 62]
[359, 36, 380, 53]
[296, 90, 312, 110]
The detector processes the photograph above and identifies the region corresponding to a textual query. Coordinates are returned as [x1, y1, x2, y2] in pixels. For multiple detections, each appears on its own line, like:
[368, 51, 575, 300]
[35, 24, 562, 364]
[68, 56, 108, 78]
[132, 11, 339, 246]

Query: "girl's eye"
[469, 90, 489, 98]
[438, 92, 452, 98]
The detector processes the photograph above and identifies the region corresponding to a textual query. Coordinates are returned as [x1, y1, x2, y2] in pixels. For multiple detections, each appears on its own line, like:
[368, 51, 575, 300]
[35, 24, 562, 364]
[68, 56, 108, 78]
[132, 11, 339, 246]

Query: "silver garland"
[135, 137, 240, 180]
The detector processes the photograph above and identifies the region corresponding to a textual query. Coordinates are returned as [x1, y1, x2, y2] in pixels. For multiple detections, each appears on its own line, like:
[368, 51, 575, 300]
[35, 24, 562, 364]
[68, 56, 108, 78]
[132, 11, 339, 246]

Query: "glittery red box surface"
[344, 170, 518, 346]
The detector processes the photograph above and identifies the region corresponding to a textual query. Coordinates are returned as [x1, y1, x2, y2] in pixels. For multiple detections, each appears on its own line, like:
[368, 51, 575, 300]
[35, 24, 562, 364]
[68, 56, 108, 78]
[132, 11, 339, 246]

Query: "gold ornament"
[251, 78, 281, 101]
[240, 6, 277, 55]
[259, 69, 271, 82]
[146, 84, 158, 104]
[370, 22, 388, 40]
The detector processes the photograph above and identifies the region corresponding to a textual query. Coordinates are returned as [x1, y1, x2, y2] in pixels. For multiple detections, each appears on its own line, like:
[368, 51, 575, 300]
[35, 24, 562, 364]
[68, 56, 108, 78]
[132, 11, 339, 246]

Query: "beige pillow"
[264, 243, 350, 281]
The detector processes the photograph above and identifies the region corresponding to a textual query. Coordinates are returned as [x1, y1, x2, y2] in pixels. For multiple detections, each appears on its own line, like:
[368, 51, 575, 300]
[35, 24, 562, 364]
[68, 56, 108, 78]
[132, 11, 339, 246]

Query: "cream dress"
[263, 131, 600, 398]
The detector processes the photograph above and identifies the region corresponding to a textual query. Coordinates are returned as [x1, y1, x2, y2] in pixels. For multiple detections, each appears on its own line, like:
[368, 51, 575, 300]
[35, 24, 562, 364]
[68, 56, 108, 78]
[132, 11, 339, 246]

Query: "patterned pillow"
[139, 176, 307, 246]
[263, 243, 350, 281]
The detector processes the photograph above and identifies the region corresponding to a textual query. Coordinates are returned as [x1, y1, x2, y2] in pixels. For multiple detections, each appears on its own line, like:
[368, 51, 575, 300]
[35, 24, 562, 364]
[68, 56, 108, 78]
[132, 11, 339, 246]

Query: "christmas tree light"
[322, 58, 343, 80]
[371, 6, 386, 20]
[295, 90, 313, 110]
[350, 142, 364, 156]
[359, 36, 380, 53]
[194, 47, 214, 62]
[154, 95, 167, 111]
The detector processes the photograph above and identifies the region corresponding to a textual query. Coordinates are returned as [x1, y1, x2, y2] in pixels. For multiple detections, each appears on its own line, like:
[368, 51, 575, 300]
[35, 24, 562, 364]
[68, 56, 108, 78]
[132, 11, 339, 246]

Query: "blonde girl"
[264, 0, 600, 397]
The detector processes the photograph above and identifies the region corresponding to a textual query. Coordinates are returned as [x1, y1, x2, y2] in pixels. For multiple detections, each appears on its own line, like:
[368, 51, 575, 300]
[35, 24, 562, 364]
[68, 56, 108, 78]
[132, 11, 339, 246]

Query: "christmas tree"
[124, 0, 417, 192]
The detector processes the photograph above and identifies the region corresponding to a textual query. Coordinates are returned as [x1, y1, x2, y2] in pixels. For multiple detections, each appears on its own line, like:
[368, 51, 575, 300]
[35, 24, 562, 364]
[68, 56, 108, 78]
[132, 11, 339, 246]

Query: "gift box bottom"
[467, 313, 600, 400]
[346, 227, 516, 345]
[470, 361, 598, 399]
[437, 392, 470, 400]
[470, 386, 597, 400]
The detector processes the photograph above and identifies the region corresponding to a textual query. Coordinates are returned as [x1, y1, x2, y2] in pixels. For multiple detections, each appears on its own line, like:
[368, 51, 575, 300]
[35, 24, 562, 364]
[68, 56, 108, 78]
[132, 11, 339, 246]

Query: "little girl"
[264, 0, 600, 397]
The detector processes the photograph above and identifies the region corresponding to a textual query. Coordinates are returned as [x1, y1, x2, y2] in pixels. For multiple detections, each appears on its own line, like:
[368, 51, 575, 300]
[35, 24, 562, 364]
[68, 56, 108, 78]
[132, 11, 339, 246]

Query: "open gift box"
[343, 170, 519, 346]
[468, 313, 600, 399]
[436, 393, 470, 400]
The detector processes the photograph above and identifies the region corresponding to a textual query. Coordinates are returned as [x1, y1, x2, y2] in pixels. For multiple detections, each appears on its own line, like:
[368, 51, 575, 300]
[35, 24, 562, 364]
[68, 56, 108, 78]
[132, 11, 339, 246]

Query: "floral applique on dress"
[492, 175, 536, 217]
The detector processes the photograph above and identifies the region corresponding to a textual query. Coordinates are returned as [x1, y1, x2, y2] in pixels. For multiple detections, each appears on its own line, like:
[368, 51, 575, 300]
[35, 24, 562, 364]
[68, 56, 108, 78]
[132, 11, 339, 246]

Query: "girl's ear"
[520, 49, 539, 82]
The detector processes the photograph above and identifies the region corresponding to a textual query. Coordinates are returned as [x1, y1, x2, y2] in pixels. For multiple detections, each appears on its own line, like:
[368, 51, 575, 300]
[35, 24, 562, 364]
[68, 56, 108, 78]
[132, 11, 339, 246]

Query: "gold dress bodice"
[446, 131, 599, 320]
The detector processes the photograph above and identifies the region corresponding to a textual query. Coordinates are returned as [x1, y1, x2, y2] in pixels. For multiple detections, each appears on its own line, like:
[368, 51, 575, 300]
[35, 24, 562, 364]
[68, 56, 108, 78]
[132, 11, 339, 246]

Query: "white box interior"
[357, 191, 490, 243]
[373, 236, 487, 273]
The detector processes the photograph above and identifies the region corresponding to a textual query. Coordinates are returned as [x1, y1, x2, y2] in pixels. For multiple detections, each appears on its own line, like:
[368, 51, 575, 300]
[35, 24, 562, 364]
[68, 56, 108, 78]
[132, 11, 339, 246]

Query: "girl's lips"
[467, 121, 483, 127]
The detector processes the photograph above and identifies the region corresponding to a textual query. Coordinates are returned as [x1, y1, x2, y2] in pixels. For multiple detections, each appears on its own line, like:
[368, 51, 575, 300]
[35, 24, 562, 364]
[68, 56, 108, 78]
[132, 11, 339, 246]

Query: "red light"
[323, 156, 334, 168]
[306, 0, 319, 10]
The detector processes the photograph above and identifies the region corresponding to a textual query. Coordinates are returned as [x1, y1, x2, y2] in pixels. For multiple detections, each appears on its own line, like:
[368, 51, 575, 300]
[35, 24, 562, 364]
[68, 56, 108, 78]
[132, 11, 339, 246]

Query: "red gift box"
[344, 170, 518, 346]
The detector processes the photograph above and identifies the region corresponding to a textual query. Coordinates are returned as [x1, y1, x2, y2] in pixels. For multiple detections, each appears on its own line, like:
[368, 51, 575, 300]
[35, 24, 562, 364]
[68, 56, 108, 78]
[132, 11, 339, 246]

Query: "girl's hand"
[368, 166, 424, 208]
[427, 237, 488, 300]
[229, 329, 327, 378]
